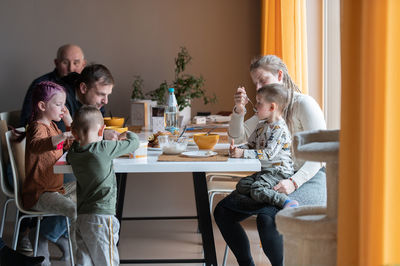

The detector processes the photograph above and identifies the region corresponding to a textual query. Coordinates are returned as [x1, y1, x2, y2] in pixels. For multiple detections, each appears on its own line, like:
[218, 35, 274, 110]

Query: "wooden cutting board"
[158, 150, 229, 162]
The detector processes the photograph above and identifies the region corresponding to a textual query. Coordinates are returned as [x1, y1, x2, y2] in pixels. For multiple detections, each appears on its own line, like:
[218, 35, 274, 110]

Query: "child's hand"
[104, 129, 120, 140]
[118, 132, 127, 140]
[229, 139, 244, 158]
[231, 148, 244, 158]
[229, 139, 235, 155]
[62, 107, 73, 127]
[52, 132, 74, 148]
[273, 179, 296, 195]
[63, 131, 74, 140]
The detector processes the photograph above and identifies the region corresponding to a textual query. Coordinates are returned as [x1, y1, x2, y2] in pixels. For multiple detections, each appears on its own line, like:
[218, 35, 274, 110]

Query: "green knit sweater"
[67, 132, 139, 215]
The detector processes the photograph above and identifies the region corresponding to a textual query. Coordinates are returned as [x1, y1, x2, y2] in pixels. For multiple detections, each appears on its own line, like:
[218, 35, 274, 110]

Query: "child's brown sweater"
[22, 121, 71, 209]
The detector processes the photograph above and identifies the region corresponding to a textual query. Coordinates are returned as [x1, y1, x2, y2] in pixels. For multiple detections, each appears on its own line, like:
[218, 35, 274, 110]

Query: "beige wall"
[0, 1, 331, 219]
[0, 0, 261, 118]
[0, 1, 261, 218]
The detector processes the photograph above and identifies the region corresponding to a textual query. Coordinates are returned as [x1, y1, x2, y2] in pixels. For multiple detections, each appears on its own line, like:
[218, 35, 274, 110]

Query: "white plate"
[181, 151, 217, 158]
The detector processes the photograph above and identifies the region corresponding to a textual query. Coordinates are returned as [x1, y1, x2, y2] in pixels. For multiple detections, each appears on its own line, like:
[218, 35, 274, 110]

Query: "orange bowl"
[104, 117, 124, 127]
[193, 133, 219, 150]
[105, 126, 128, 133]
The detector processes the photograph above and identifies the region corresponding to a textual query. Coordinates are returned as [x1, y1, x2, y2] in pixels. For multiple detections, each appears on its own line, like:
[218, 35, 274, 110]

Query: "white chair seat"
[206, 175, 241, 266]
[207, 171, 255, 181]
[206, 172, 258, 266]
[0, 119, 16, 237]
[5, 129, 74, 265]
[207, 181, 237, 193]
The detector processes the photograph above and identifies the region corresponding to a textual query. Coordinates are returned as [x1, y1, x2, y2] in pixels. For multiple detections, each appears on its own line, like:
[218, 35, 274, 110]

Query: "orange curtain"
[261, 0, 308, 94]
[338, 0, 400, 265]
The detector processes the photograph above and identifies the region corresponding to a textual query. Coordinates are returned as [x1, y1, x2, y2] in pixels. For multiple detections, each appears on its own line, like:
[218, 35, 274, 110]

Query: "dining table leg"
[115, 171, 217, 265]
[116, 173, 127, 226]
[192, 172, 218, 266]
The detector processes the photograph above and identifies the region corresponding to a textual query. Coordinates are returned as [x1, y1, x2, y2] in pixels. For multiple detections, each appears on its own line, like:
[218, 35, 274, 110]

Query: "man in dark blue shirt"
[20, 44, 86, 127]
[58, 64, 115, 138]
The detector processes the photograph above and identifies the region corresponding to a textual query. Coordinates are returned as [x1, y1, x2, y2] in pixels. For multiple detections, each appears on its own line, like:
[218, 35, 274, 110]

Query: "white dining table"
[54, 143, 261, 266]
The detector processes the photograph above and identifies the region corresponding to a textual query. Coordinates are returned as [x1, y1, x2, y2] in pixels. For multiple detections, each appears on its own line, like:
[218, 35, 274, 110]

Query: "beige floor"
[2, 195, 271, 266]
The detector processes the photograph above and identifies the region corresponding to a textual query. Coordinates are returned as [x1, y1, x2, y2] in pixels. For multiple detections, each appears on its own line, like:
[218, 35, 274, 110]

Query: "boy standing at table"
[67, 105, 139, 265]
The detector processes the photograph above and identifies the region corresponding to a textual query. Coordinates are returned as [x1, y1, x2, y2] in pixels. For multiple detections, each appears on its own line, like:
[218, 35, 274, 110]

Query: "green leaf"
[147, 81, 168, 105]
[147, 46, 217, 110]
[131, 75, 145, 100]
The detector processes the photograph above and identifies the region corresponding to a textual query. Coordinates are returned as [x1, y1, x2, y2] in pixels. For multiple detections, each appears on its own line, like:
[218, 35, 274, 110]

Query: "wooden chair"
[5, 130, 74, 265]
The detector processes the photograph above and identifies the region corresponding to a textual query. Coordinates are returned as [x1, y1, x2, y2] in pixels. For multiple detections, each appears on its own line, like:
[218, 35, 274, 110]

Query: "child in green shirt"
[67, 105, 139, 266]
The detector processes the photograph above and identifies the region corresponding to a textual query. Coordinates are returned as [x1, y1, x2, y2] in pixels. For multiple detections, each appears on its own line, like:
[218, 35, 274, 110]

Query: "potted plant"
[149, 47, 216, 109]
[130, 75, 157, 128]
[131, 47, 216, 127]
[146, 80, 168, 105]
[148, 47, 216, 126]
[131, 75, 145, 100]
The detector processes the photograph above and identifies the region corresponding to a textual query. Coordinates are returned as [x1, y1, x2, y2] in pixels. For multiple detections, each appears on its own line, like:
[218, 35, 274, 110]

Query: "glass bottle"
[165, 88, 179, 133]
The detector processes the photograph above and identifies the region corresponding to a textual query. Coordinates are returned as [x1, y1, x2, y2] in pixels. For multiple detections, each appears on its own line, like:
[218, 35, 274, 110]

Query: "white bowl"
[158, 135, 188, 155]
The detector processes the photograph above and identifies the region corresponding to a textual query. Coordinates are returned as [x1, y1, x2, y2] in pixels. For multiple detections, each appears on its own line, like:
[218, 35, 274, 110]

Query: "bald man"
[20, 44, 86, 127]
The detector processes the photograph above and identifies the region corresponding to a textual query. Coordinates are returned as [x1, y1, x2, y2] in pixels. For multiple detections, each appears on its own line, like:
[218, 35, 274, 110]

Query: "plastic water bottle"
[165, 88, 179, 133]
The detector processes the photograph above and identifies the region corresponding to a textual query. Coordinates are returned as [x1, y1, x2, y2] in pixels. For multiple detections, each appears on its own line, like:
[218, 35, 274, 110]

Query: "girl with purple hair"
[22, 81, 76, 265]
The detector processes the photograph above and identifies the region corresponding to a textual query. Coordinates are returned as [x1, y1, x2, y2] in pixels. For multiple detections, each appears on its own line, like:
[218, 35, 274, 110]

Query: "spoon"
[238, 85, 257, 113]
[205, 126, 217, 136]
[246, 96, 257, 113]
[123, 116, 130, 127]
[177, 125, 187, 140]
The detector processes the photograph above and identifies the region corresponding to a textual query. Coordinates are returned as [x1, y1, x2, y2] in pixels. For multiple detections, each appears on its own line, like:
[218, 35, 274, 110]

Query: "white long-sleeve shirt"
[239, 118, 294, 176]
[228, 92, 326, 188]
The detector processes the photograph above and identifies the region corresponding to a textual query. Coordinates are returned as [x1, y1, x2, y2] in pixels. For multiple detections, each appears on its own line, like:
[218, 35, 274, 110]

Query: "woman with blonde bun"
[214, 55, 326, 266]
